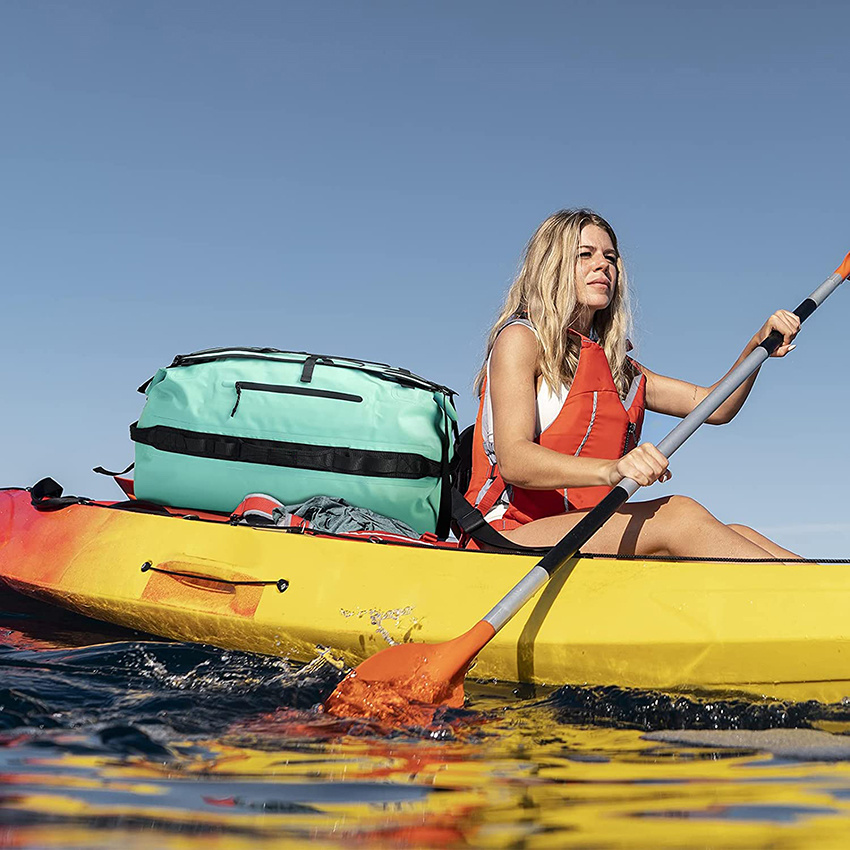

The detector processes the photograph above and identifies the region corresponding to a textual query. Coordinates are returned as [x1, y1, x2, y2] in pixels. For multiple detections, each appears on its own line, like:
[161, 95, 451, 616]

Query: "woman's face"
[575, 223, 618, 313]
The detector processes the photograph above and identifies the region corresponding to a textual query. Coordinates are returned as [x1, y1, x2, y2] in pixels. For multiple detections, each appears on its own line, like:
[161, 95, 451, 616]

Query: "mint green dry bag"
[131, 348, 458, 536]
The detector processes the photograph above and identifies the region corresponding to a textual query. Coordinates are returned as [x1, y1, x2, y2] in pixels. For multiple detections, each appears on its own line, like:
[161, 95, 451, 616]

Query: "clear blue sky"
[1, 1, 848, 554]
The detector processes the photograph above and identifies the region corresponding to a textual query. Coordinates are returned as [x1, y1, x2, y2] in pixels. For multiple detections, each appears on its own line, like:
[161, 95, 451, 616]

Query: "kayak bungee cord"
[325, 252, 850, 723]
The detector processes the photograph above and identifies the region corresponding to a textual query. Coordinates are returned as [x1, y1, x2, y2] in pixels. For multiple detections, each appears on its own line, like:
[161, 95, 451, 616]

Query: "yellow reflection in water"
[7, 699, 850, 849]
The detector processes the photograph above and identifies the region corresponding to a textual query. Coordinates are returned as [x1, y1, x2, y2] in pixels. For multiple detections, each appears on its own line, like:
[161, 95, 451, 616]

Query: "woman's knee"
[614, 496, 709, 557]
[661, 495, 714, 527]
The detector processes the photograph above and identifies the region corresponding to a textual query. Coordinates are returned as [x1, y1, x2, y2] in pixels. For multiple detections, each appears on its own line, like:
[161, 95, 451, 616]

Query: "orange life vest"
[465, 326, 646, 527]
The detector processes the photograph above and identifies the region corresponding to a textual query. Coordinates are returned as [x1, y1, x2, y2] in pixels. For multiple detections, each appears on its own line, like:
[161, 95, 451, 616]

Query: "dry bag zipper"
[231, 382, 363, 416]
[168, 349, 453, 395]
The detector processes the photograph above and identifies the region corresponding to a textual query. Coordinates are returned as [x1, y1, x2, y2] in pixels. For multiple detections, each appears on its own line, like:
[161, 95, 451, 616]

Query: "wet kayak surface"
[6, 590, 850, 848]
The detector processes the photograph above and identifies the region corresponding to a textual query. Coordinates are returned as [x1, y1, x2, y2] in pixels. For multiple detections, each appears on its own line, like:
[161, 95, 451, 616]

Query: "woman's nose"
[593, 254, 611, 272]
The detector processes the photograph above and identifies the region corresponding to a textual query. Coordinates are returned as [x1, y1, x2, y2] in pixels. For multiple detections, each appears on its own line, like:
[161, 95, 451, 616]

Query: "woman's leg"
[500, 495, 801, 560]
[726, 523, 800, 559]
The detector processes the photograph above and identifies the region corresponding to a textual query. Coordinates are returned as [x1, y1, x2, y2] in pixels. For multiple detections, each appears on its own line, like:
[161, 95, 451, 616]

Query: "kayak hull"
[1, 488, 849, 703]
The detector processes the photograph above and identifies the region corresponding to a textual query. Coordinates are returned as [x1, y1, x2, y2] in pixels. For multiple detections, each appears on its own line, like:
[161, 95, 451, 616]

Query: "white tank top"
[479, 318, 569, 521]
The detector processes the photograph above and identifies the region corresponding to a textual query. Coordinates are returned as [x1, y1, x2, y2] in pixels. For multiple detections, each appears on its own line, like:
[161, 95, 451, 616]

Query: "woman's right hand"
[605, 443, 671, 487]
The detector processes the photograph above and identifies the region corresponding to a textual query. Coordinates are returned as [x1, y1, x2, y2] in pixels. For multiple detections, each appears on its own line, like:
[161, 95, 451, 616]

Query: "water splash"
[339, 605, 419, 646]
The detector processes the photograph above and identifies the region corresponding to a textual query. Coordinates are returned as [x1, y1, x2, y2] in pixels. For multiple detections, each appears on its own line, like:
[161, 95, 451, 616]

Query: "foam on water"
[646, 729, 850, 761]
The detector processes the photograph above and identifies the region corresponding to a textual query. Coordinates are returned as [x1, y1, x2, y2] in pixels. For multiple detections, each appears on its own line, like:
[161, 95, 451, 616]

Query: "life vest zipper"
[231, 382, 363, 416]
[622, 421, 637, 455]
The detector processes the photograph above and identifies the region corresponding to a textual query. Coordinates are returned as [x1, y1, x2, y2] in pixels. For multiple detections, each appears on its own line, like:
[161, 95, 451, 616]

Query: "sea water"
[5, 591, 850, 849]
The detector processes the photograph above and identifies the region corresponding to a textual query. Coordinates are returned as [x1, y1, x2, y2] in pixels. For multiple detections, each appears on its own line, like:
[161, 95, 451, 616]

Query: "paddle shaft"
[483, 259, 850, 633]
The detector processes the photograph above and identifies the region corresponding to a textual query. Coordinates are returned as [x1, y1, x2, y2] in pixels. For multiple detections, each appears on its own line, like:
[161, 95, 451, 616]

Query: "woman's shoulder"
[492, 320, 538, 352]
[490, 322, 539, 374]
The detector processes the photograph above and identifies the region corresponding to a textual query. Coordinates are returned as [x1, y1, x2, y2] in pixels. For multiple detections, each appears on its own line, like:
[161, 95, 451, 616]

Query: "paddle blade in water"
[324, 620, 496, 724]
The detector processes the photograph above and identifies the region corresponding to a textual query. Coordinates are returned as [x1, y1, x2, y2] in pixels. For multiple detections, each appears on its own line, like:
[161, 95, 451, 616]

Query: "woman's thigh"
[499, 496, 682, 555]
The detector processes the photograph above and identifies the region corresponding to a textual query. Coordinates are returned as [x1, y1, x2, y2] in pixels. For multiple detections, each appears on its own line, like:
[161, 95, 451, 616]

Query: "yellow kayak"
[1, 487, 849, 703]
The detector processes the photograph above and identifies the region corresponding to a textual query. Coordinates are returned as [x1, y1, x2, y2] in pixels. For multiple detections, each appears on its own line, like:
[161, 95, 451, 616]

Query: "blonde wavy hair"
[475, 209, 637, 398]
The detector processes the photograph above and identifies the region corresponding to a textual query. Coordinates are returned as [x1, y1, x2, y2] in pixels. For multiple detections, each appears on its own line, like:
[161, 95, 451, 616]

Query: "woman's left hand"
[754, 310, 801, 357]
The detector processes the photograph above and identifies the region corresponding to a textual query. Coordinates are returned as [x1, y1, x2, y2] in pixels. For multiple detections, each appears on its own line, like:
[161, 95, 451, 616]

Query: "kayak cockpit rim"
[5, 486, 850, 563]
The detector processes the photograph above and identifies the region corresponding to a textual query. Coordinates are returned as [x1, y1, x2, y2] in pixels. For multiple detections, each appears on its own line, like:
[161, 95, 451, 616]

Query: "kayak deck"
[2, 488, 849, 703]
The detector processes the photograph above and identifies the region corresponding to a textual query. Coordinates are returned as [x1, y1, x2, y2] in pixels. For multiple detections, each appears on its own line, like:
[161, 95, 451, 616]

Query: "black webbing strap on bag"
[92, 462, 135, 478]
[130, 423, 443, 480]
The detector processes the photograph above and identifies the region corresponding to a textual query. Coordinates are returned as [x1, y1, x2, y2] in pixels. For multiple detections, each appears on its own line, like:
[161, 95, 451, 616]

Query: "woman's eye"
[579, 251, 592, 259]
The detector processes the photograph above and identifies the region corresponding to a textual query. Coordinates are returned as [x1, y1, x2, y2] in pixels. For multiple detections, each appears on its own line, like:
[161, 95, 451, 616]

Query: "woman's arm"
[643, 310, 801, 425]
[490, 325, 669, 489]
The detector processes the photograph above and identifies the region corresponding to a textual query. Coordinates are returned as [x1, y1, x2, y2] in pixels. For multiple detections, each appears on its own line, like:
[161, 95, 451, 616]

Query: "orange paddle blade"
[837, 252, 850, 281]
[324, 620, 496, 723]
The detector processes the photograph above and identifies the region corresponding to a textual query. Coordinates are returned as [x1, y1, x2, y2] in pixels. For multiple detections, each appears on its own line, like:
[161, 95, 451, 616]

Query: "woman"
[464, 209, 800, 558]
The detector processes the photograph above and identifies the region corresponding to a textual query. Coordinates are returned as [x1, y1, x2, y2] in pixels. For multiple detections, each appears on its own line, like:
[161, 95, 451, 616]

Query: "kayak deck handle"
[140, 561, 289, 593]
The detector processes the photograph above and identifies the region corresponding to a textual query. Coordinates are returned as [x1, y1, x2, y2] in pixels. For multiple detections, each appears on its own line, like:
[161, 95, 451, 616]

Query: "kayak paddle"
[325, 252, 850, 721]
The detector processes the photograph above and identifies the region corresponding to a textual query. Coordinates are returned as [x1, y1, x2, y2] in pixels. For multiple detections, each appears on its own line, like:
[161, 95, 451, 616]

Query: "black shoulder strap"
[434, 399, 455, 540]
[450, 488, 547, 554]
[449, 424, 475, 496]
[447, 422, 545, 553]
